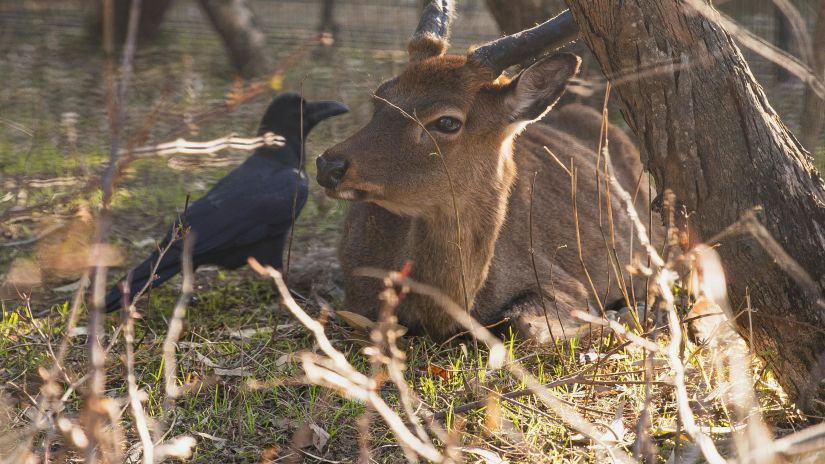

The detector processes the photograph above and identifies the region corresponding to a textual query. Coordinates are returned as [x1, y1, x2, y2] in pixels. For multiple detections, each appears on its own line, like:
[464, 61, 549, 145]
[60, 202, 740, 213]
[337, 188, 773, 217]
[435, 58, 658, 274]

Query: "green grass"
[5, 275, 800, 462]
[0, 9, 817, 461]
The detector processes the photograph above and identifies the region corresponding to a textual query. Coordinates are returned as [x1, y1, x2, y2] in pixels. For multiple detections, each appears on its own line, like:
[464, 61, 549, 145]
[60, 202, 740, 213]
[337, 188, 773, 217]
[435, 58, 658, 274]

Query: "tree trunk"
[197, 0, 272, 78]
[317, 0, 340, 37]
[86, 0, 173, 43]
[485, 0, 566, 35]
[485, 0, 602, 107]
[565, 1, 825, 411]
[800, 0, 825, 154]
[774, 5, 792, 83]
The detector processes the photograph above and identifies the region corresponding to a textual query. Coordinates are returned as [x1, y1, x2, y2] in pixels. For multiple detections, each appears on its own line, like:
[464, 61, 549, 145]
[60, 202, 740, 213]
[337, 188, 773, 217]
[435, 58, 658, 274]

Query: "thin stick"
[659, 270, 726, 464]
[249, 259, 445, 463]
[162, 235, 194, 406]
[371, 94, 476, 354]
[285, 77, 307, 281]
[359, 268, 636, 464]
[528, 171, 566, 363]
[570, 161, 604, 312]
[124, 279, 154, 464]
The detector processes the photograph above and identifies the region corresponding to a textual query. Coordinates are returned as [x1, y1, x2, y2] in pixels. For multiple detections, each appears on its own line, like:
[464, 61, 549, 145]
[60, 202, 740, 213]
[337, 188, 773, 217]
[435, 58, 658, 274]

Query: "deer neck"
[405, 143, 517, 320]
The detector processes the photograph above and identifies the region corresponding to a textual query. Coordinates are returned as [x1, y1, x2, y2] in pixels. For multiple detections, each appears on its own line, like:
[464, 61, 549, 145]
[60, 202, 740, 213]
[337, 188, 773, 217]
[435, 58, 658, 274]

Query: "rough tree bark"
[800, 0, 825, 154]
[197, 0, 272, 77]
[565, 1, 825, 411]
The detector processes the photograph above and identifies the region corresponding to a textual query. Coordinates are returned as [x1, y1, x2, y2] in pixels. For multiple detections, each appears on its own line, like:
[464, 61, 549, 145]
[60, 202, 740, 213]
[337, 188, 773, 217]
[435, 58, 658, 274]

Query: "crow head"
[258, 93, 349, 144]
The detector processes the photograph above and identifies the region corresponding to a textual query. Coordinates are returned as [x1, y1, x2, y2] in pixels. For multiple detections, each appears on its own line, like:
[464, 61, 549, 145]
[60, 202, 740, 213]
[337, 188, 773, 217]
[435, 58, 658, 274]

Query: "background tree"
[484, 0, 565, 35]
[85, 0, 272, 78]
[316, 0, 340, 39]
[197, 0, 273, 77]
[565, 0, 825, 411]
[484, 0, 602, 106]
[800, 0, 825, 154]
[86, 0, 174, 42]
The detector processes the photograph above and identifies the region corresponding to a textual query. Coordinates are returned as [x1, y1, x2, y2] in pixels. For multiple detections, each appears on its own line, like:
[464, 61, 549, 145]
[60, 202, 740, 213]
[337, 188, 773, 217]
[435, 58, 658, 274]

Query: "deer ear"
[505, 53, 581, 122]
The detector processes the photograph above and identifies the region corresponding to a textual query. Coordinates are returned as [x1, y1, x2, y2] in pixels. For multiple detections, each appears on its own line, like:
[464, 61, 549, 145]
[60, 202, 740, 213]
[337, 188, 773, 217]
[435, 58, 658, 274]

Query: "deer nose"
[316, 156, 348, 189]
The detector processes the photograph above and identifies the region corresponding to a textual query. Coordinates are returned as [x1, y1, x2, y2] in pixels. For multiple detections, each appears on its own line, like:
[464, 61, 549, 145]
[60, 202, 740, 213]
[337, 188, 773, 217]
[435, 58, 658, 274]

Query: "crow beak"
[305, 100, 350, 124]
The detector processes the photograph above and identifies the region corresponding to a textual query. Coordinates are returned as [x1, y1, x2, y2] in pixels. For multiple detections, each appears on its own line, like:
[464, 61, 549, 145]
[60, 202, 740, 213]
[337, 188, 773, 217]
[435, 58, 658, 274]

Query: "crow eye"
[430, 116, 462, 133]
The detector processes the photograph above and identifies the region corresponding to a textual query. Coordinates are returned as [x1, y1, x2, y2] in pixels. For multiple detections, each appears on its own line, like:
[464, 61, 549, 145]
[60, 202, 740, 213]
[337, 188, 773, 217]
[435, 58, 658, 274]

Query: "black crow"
[105, 93, 349, 312]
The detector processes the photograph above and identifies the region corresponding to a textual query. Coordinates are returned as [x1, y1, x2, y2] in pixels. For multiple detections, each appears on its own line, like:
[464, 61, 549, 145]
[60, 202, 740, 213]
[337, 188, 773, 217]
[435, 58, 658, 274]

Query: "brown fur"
[320, 52, 661, 342]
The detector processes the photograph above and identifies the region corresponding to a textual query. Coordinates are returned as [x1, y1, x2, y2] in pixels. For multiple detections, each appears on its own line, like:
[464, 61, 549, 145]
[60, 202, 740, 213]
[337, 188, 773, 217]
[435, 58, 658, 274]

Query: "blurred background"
[1, 0, 823, 303]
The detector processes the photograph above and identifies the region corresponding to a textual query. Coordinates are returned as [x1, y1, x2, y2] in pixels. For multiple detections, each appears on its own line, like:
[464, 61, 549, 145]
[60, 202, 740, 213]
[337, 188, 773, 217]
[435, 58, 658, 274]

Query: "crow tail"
[105, 250, 183, 313]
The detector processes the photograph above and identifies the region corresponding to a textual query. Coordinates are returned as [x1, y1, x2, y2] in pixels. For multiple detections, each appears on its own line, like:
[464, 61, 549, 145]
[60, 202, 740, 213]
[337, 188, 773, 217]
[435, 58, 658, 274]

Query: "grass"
[1, 4, 823, 462]
[0, 271, 803, 463]
[0, 154, 811, 461]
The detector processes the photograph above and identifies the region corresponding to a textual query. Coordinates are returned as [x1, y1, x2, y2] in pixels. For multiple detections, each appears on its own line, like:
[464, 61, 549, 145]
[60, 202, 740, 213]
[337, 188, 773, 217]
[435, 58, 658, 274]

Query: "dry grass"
[0, 261, 812, 463]
[2, 2, 825, 463]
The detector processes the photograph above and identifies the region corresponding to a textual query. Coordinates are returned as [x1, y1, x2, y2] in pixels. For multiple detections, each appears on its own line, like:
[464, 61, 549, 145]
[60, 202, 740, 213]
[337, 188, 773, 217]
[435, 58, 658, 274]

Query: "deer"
[315, 2, 660, 343]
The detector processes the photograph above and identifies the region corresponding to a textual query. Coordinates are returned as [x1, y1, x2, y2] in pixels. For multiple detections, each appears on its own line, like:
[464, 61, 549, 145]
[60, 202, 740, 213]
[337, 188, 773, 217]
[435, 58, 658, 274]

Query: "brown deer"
[316, 3, 659, 342]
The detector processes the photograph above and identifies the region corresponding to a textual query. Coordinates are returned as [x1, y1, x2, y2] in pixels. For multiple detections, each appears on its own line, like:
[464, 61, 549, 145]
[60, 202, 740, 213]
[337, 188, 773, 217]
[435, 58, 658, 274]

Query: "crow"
[105, 93, 349, 312]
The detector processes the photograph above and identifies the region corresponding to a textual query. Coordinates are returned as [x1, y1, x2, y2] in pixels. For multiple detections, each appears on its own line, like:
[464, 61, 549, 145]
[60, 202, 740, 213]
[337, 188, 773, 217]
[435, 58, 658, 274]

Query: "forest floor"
[1, 3, 821, 463]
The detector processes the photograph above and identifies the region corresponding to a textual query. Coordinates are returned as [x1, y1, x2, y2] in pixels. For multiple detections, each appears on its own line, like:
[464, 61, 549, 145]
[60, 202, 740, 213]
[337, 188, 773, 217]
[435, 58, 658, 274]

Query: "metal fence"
[0, 0, 821, 158]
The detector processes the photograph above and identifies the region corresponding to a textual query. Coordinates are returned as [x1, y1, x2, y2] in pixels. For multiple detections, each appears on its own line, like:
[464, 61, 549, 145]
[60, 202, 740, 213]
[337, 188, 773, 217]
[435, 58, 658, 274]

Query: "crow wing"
[181, 158, 309, 258]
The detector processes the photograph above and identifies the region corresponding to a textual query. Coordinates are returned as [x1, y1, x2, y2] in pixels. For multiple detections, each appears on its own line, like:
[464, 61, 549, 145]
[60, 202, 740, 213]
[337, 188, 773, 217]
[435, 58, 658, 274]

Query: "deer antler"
[409, 0, 455, 60]
[469, 9, 580, 75]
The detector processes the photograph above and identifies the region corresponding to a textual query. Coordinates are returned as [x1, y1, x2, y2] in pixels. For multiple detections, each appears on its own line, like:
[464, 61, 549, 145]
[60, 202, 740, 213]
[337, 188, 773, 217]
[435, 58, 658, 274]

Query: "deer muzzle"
[316, 155, 348, 190]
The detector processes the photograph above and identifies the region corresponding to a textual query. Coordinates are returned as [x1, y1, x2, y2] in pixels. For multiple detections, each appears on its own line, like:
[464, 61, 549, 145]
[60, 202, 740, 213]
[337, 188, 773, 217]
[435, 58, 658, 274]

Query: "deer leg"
[500, 292, 589, 344]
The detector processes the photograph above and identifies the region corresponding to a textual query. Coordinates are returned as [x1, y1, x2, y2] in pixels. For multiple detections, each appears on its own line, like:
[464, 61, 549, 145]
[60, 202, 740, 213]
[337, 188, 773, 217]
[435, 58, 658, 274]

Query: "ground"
[0, 2, 819, 463]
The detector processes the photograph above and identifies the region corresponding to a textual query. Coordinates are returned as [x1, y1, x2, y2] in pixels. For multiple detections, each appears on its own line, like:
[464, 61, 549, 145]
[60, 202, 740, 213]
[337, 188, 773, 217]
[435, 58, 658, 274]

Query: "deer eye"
[429, 116, 462, 133]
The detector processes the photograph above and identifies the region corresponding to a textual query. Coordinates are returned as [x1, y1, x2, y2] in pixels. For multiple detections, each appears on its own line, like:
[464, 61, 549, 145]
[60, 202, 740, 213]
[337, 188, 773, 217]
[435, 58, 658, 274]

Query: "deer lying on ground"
[316, 2, 660, 342]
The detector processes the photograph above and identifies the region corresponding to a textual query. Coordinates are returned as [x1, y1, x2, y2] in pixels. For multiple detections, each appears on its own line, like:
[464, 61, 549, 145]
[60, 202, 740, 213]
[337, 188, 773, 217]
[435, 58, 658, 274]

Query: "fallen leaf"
[336, 310, 375, 332]
[461, 447, 509, 464]
[275, 354, 298, 371]
[417, 364, 455, 380]
[598, 399, 626, 444]
[194, 351, 220, 368]
[69, 326, 87, 337]
[229, 327, 273, 340]
[191, 431, 226, 449]
[154, 435, 197, 461]
[309, 423, 329, 451]
[52, 280, 81, 293]
[577, 352, 628, 364]
[214, 367, 252, 377]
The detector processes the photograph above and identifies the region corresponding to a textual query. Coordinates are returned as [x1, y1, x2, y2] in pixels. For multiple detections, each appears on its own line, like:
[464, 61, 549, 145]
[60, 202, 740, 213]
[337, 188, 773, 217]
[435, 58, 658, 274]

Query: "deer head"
[316, 2, 580, 218]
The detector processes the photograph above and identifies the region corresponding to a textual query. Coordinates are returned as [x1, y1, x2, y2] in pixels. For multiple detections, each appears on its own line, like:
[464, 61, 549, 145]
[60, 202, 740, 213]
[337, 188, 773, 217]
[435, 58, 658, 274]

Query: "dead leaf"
[417, 364, 455, 380]
[598, 399, 626, 444]
[52, 280, 81, 293]
[214, 367, 252, 377]
[336, 310, 375, 332]
[154, 435, 197, 461]
[229, 327, 273, 340]
[309, 424, 329, 451]
[461, 447, 508, 464]
[194, 351, 219, 368]
[275, 353, 296, 368]
[69, 326, 88, 337]
[191, 431, 226, 449]
[578, 352, 628, 364]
